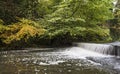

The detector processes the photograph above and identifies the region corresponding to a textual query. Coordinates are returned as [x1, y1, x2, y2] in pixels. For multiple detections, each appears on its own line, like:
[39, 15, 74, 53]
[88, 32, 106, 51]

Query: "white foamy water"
[74, 43, 115, 55]
[38, 61, 65, 65]
[61, 47, 120, 71]
[63, 47, 112, 59]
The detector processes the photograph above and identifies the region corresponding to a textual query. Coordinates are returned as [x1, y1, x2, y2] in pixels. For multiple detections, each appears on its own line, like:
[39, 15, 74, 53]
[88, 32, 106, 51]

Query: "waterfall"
[109, 41, 120, 56]
[64, 47, 110, 59]
[73, 42, 120, 56]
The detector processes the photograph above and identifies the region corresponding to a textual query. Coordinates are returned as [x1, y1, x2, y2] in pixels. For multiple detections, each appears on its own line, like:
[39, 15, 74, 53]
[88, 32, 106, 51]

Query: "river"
[0, 47, 120, 74]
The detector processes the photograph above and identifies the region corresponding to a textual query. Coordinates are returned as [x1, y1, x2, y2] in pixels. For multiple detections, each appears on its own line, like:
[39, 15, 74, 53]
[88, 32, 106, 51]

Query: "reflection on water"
[0, 47, 119, 74]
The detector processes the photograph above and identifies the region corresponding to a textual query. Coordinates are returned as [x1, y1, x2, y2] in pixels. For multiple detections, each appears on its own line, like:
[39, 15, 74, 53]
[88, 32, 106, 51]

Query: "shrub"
[38, 24, 111, 46]
[0, 18, 46, 45]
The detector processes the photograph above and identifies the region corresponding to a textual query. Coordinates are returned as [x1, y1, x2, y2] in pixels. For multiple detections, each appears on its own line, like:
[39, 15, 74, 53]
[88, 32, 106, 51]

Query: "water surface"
[0, 47, 120, 74]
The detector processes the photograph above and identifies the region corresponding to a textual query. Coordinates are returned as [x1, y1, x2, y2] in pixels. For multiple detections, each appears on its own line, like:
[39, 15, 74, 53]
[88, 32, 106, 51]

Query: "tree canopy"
[47, 0, 113, 27]
[0, 0, 118, 48]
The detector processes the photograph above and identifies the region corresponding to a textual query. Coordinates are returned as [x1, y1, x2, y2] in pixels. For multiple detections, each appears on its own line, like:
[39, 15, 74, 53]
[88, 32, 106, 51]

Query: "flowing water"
[0, 46, 120, 74]
[73, 42, 120, 56]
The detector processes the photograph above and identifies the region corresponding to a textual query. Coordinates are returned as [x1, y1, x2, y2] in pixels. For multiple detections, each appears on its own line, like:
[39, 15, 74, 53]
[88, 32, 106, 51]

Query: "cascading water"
[73, 42, 120, 56]
[63, 47, 111, 59]
[109, 42, 120, 56]
[63, 47, 120, 72]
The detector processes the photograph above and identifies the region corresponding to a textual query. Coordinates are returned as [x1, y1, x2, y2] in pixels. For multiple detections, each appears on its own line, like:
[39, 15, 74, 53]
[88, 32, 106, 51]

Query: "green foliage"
[38, 0, 113, 46]
[0, 0, 55, 24]
[110, 27, 120, 41]
[38, 21, 111, 46]
[0, 0, 115, 48]
[0, 0, 19, 24]
[47, 0, 113, 27]
[109, 0, 120, 41]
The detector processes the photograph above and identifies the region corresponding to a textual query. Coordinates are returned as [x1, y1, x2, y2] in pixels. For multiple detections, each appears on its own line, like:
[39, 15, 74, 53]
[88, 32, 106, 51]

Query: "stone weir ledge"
[73, 41, 120, 57]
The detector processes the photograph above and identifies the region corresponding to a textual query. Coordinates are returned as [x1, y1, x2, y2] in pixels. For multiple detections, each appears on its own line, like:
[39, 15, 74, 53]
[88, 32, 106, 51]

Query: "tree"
[47, 0, 113, 27]
[0, 0, 18, 24]
[109, 0, 120, 40]
[0, 0, 55, 24]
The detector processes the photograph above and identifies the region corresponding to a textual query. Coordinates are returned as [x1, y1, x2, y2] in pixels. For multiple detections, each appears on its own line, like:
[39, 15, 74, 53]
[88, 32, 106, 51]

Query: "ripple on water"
[0, 47, 119, 74]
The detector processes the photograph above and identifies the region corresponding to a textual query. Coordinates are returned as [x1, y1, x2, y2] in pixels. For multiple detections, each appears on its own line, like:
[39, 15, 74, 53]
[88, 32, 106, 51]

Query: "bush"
[110, 27, 120, 41]
[38, 23, 111, 46]
[0, 18, 45, 47]
[72, 27, 112, 42]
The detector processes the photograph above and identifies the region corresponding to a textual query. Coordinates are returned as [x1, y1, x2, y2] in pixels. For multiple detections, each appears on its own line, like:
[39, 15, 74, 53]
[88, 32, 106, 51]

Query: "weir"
[73, 42, 120, 56]
[110, 42, 120, 56]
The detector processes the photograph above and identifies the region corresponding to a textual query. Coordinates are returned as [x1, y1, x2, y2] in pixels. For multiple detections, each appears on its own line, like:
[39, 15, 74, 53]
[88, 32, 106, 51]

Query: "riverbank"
[0, 43, 72, 51]
[0, 41, 115, 52]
